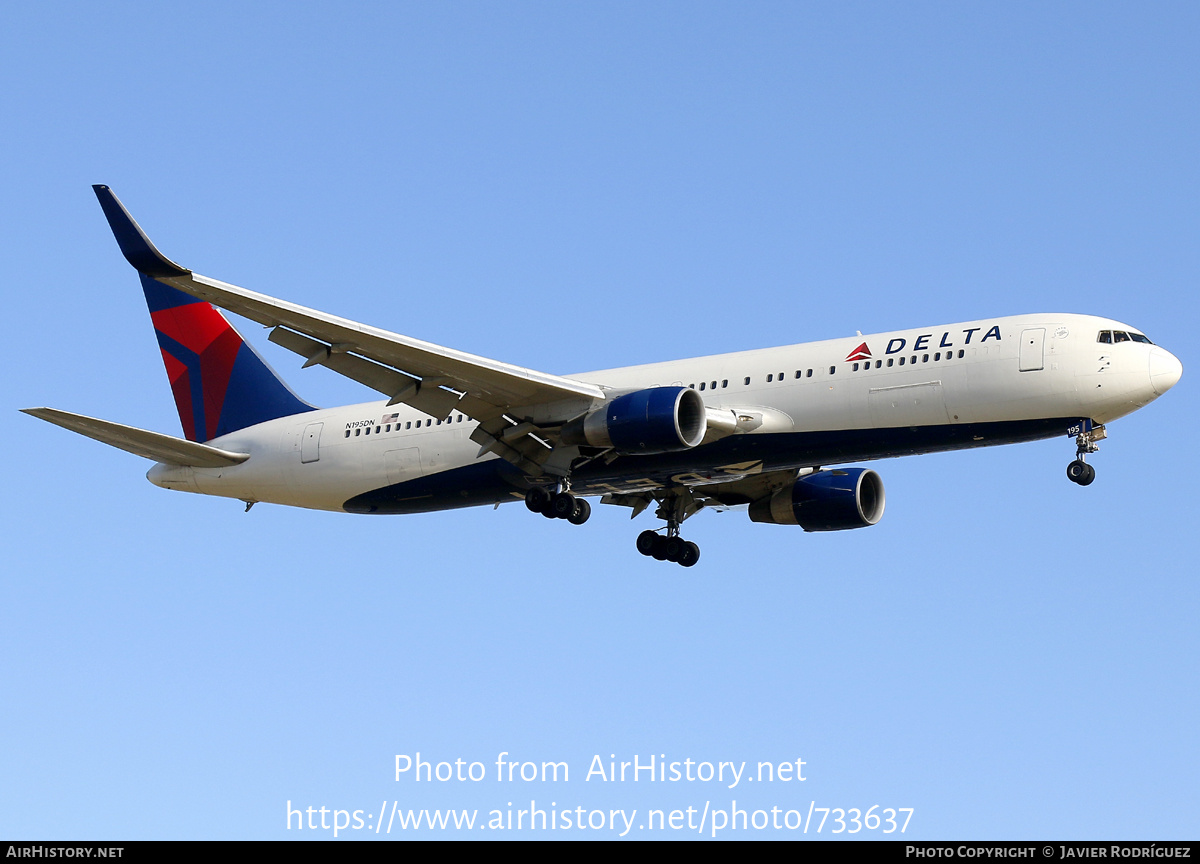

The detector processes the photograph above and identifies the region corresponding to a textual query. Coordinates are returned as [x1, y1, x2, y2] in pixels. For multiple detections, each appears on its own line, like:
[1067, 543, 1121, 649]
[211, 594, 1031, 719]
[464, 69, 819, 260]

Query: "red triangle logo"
[846, 342, 872, 362]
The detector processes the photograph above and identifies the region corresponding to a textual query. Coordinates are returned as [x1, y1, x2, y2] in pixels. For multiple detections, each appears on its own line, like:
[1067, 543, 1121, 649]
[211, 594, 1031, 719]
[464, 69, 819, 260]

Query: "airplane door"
[1019, 328, 1045, 372]
[301, 422, 323, 463]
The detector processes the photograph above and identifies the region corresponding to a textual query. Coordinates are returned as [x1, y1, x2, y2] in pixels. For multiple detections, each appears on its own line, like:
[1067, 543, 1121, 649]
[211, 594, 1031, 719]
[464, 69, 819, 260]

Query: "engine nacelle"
[748, 468, 885, 531]
[561, 386, 707, 455]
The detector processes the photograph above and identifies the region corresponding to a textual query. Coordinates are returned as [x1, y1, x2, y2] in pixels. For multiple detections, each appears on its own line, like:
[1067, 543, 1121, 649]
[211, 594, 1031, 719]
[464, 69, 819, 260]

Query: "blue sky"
[2, 2, 1197, 840]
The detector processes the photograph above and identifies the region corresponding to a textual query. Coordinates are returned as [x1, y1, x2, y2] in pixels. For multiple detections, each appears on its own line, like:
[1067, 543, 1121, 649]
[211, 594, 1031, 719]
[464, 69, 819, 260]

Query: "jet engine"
[561, 386, 707, 455]
[748, 468, 885, 531]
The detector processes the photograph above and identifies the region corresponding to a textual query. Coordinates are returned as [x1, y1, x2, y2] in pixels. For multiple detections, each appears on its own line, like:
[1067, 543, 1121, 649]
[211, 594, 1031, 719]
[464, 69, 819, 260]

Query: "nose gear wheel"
[1067, 424, 1105, 486]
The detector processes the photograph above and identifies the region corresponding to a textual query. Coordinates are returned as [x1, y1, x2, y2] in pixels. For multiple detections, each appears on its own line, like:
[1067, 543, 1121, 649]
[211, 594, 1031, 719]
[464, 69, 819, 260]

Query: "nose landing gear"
[1066, 459, 1095, 486]
[1067, 424, 1106, 486]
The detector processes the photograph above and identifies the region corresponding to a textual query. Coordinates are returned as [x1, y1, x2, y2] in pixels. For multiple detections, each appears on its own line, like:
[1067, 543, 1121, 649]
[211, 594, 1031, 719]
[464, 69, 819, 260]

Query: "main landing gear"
[525, 485, 591, 525]
[636, 530, 700, 567]
[1067, 424, 1106, 486]
[635, 494, 701, 567]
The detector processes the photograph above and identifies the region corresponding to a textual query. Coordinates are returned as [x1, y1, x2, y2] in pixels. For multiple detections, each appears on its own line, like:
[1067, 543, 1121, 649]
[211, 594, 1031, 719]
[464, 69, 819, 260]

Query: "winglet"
[92, 185, 190, 277]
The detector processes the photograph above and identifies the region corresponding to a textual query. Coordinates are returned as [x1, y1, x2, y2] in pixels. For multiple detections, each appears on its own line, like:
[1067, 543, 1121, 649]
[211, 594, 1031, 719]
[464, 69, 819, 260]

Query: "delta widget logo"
[845, 342, 872, 362]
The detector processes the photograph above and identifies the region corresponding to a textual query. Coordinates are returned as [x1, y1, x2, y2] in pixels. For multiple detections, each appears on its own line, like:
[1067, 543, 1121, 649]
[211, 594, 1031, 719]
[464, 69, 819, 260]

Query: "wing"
[22, 408, 249, 468]
[93, 185, 606, 475]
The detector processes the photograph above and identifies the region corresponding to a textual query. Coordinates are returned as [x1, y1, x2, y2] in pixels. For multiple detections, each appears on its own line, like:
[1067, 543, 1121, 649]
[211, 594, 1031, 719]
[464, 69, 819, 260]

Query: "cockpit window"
[1099, 329, 1153, 345]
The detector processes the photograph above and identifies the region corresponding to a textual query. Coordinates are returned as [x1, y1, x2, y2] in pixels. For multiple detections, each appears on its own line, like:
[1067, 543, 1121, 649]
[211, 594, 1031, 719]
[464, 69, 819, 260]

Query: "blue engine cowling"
[748, 468, 885, 531]
[560, 386, 707, 455]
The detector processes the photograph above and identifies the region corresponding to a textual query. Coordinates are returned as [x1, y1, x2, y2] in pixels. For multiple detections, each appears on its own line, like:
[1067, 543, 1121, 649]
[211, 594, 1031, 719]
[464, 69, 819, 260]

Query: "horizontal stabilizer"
[21, 408, 249, 468]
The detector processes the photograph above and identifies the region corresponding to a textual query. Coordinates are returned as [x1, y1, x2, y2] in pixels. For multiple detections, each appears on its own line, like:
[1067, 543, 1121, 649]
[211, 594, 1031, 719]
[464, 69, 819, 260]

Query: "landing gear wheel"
[549, 491, 577, 519]
[525, 487, 551, 513]
[1068, 425, 1105, 486]
[567, 497, 591, 525]
[1067, 460, 1095, 485]
[635, 493, 704, 567]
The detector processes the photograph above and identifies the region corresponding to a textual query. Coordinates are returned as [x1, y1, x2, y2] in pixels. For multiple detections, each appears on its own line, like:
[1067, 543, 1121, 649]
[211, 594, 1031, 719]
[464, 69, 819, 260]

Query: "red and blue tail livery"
[140, 274, 313, 442]
[93, 184, 313, 442]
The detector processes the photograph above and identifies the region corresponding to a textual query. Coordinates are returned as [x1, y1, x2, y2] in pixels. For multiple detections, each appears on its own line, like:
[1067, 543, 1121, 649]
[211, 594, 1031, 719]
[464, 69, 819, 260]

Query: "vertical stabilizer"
[140, 273, 315, 443]
[92, 185, 315, 442]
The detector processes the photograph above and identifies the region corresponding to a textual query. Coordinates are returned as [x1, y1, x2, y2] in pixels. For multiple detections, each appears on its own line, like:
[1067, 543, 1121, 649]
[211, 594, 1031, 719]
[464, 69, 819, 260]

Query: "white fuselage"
[146, 313, 1181, 512]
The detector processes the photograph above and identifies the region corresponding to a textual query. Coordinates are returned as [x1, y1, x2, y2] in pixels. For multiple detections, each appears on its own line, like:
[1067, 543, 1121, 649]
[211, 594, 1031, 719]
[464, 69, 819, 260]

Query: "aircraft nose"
[1149, 346, 1183, 396]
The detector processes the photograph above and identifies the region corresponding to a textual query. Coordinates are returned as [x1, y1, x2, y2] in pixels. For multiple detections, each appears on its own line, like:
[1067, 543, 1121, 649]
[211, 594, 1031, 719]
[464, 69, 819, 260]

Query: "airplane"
[23, 186, 1184, 567]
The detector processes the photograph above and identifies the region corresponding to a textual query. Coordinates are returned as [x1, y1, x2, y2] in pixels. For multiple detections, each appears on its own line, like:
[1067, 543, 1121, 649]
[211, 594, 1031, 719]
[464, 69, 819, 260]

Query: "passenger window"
[875, 360, 881, 369]
[689, 383, 695, 389]
[934, 352, 941, 361]
[744, 377, 750, 385]
[922, 354, 929, 362]
[699, 382, 706, 391]
[899, 357, 905, 365]
[711, 381, 717, 390]
[853, 362, 859, 372]
[355, 428, 361, 437]
[1097, 331, 1112, 343]
[887, 358, 893, 367]
[344, 430, 350, 438]
[829, 366, 836, 375]
[1114, 331, 1130, 343]
[779, 372, 784, 380]
[458, 415, 463, 422]
[721, 380, 728, 388]
[958, 350, 964, 358]
[806, 369, 813, 378]
[795, 370, 802, 379]
[767, 374, 773, 382]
